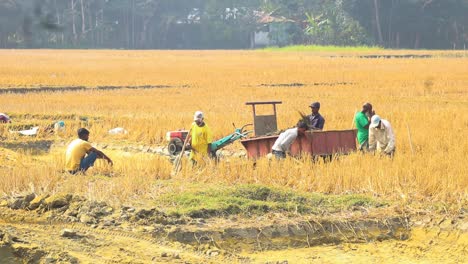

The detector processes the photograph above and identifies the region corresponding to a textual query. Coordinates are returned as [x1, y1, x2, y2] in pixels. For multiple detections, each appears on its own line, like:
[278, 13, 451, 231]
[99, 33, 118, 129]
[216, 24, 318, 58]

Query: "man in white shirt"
[368, 115, 395, 157]
[271, 121, 309, 159]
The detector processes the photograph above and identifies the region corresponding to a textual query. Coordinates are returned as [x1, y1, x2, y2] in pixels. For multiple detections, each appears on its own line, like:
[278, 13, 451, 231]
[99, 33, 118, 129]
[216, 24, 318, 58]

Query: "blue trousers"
[69, 152, 97, 174]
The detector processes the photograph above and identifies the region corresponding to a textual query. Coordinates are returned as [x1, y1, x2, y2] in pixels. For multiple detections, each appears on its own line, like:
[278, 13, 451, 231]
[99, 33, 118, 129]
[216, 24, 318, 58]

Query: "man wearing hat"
[368, 115, 395, 157]
[306, 102, 325, 130]
[187, 111, 213, 165]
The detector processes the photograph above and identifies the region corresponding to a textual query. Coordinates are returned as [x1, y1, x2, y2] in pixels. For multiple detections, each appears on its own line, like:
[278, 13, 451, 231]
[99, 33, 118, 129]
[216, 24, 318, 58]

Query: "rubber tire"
[168, 138, 184, 156]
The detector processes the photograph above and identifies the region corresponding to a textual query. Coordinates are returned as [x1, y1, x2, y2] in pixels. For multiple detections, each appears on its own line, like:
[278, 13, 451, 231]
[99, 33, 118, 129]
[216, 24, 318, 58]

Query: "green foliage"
[0, 0, 466, 49]
[160, 184, 384, 218]
[303, 1, 372, 46]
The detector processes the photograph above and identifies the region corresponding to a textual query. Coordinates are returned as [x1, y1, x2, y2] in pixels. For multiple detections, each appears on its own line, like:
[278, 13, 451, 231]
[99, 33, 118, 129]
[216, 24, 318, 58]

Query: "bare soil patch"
[0, 85, 189, 94]
[2, 189, 461, 263]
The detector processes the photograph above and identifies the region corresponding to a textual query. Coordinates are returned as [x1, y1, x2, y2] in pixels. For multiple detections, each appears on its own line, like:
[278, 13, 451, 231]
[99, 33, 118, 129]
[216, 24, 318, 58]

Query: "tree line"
[0, 0, 466, 49]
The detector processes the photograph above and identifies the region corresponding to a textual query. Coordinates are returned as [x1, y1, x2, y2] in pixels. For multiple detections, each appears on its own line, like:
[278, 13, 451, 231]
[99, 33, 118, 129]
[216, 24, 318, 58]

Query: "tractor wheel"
[168, 138, 184, 156]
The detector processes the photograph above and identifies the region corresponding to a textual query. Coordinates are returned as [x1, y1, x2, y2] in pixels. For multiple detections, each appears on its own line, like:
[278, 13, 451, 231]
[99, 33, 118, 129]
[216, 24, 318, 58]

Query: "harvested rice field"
[0, 49, 466, 263]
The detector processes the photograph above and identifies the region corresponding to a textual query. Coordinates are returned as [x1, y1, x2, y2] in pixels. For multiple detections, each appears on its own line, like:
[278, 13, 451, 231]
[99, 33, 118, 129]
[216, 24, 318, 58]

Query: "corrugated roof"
[255, 11, 295, 24]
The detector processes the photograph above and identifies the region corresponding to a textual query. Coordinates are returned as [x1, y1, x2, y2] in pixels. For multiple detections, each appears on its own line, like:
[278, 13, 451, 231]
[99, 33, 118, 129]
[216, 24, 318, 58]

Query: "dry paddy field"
[0, 49, 467, 263]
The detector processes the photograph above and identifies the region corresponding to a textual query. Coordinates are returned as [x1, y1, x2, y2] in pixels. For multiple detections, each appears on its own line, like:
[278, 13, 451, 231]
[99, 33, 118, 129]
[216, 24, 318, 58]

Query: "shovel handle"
[173, 126, 192, 175]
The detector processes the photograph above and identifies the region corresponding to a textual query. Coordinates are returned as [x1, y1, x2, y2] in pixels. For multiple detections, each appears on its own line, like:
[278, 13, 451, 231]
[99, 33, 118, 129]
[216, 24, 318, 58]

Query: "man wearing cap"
[306, 102, 325, 130]
[65, 128, 113, 174]
[271, 121, 309, 159]
[368, 115, 395, 157]
[354, 103, 375, 151]
[187, 111, 213, 165]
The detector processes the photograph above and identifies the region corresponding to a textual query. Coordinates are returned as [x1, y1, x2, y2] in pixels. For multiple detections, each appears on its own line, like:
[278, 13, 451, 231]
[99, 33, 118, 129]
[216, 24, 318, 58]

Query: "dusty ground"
[246, 227, 467, 263]
[1, 197, 466, 264]
[0, 207, 233, 263]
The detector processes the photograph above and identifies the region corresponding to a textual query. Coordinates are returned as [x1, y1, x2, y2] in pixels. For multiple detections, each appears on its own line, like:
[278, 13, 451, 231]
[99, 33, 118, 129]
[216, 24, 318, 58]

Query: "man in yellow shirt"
[65, 128, 113, 174]
[187, 111, 213, 165]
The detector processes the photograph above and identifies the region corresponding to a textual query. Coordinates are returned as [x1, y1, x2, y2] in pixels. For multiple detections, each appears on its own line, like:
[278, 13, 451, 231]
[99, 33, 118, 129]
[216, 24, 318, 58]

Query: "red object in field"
[166, 130, 190, 156]
[240, 129, 357, 158]
[169, 131, 188, 140]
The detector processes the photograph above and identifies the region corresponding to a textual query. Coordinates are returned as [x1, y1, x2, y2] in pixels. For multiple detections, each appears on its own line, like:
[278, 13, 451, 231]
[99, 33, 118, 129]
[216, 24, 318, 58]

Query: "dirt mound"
[2, 193, 184, 228]
[1, 191, 466, 263]
[0, 195, 210, 263]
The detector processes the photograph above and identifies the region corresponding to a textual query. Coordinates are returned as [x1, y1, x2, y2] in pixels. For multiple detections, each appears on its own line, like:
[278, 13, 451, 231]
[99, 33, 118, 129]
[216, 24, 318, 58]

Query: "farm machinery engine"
[166, 123, 253, 157]
[166, 130, 190, 156]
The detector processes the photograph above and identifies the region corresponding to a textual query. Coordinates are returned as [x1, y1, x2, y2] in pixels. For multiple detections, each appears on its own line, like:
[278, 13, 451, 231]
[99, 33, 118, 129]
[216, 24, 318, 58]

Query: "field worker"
[0, 113, 11, 123]
[306, 102, 325, 130]
[65, 128, 113, 174]
[271, 121, 309, 159]
[187, 111, 213, 165]
[368, 115, 395, 157]
[354, 102, 375, 151]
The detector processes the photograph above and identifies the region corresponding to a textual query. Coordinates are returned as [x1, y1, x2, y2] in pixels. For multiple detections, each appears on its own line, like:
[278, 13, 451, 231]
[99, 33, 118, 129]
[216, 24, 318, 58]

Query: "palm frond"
[297, 110, 308, 123]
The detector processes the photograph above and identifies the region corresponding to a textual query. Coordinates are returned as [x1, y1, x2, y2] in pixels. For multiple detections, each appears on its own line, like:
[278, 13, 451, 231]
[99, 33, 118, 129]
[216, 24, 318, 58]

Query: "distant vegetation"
[263, 45, 383, 52]
[0, 0, 466, 49]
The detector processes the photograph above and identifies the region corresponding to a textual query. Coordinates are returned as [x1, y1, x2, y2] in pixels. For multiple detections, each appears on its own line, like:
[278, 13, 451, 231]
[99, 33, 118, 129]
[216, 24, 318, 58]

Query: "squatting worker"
[65, 128, 113, 174]
[354, 102, 375, 151]
[271, 121, 309, 159]
[368, 115, 396, 157]
[187, 111, 213, 165]
[306, 102, 325, 130]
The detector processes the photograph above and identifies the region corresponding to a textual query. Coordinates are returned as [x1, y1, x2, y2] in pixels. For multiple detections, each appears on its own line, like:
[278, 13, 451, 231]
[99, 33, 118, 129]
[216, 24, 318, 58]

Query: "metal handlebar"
[240, 124, 253, 132]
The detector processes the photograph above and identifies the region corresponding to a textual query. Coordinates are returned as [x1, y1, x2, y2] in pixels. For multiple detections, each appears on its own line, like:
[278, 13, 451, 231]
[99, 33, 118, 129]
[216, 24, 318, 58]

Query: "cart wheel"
[168, 138, 184, 156]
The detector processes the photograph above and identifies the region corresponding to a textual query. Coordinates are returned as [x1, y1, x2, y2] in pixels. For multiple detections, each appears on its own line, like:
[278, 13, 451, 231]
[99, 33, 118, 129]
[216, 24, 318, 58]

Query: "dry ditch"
[166, 216, 409, 252]
[0, 192, 419, 263]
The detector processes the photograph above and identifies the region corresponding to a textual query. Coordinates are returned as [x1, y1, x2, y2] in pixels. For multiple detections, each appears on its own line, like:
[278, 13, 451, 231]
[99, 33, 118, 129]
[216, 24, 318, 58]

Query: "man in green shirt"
[354, 103, 375, 151]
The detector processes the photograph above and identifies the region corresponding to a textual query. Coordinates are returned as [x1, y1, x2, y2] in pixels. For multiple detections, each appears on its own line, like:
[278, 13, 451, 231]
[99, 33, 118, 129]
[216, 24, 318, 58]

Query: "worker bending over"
[271, 121, 309, 159]
[66, 128, 113, 174]
[369, 115, 396, 157]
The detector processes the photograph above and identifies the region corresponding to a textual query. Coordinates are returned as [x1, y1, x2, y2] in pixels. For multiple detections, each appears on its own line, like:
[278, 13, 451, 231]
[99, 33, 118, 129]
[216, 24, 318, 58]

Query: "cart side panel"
[336, 130, 358, 154]
[240, 135, 278, 158]
[290, 133, 312, 156]
[310, 132, 329, 156]
[241, 130, 357, 158]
